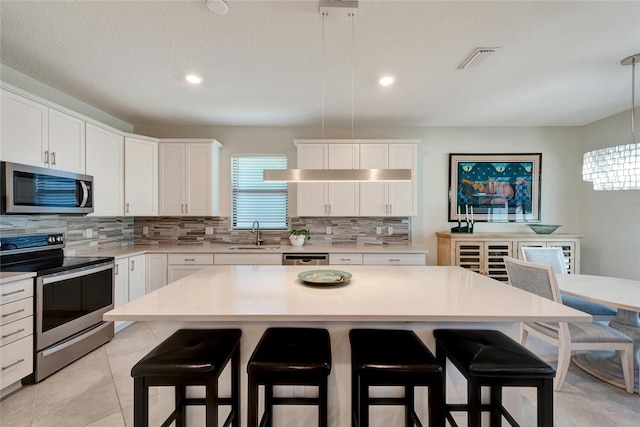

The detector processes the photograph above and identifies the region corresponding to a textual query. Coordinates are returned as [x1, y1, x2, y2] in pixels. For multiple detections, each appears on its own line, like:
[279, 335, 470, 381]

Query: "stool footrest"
[445, 403, 520, 427]
[270, 396, 323, 405]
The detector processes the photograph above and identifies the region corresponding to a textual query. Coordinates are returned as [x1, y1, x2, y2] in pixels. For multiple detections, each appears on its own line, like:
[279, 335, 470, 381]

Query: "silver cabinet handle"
[1, 289, 26, 297]
[388, 204, 392, 215]
[340, 258, 351, 262]
[1, 308, 26, 318]
[44, 150, 49, 164]
[51, 152, 56, 165]
[389, 259, 400, 262]
[2, 328, 25, 339]
[115, 264, 119, 275]
[130, 260, 135, 271]
[185, 203, 188, 213]
[328, 204, 332, 214]
[2, 358, 25, 371]
[126, 203, 130, 213]
[184, 258, 195, 262]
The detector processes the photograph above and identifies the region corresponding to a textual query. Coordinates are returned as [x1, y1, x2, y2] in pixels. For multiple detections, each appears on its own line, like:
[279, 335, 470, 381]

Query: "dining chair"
[503, 257, 634, 393]
[520, 247, 616, 321]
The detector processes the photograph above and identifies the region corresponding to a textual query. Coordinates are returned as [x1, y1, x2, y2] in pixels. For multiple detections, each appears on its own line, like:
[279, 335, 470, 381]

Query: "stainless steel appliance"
[282, 253, 329, 265]
[1, 161, 94, 214]
[0, 234, 114, 382]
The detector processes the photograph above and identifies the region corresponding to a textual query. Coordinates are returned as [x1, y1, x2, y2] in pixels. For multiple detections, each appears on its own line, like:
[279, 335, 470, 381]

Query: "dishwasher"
[282, 253, 329, 265]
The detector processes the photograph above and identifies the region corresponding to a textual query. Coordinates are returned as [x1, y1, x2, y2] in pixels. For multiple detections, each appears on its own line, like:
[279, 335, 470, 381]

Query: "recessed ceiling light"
[379, 75, 395, 87]
[185, 74, 203, 84]
[206, 0, 229, 15]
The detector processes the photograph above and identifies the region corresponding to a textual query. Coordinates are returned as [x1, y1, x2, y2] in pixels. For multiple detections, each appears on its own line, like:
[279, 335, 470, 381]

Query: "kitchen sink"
[226, 246, 281, 250]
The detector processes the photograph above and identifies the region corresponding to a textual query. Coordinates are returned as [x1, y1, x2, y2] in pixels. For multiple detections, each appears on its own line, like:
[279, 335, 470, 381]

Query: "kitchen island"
[104, 265, 589, 426]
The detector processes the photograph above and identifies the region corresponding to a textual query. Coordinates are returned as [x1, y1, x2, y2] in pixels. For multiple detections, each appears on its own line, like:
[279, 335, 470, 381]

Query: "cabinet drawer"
[215, 254, 281, 265]
[1, 297, 33, 326]
[1, 316, 33, 347]
[0, 279, 34, 305]
[167, 254, 214, 265]
[363, 253, 425, 266]
[0, 335, 33, 389]
[329, 254, 363, 265]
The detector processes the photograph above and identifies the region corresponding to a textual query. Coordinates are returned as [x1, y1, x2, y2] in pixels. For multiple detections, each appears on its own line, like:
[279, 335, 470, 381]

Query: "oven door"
[35, 261, 114, 351]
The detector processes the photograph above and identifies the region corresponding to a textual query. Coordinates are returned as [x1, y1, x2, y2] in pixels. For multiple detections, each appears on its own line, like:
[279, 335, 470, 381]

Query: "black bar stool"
[131, 328, 241, 427]
[349, 329, 445, 427]
[433, 329, 555, 427]
[247, 327, 332, 427]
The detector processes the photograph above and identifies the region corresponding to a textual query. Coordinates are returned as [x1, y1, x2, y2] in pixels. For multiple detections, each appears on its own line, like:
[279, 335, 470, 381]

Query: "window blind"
[231, 155, 288, 229]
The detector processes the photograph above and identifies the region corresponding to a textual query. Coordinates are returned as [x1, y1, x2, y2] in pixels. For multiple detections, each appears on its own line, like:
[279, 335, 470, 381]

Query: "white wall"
[136, 124, 585, 265]
[579, 108, 640, 280]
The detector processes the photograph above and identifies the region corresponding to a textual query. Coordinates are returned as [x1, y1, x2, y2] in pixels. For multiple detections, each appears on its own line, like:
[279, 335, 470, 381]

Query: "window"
[231, 155, 288, 229]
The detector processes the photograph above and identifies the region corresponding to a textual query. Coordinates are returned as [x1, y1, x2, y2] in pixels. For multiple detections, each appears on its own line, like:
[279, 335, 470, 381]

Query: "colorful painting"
[448, 153, 542, 222]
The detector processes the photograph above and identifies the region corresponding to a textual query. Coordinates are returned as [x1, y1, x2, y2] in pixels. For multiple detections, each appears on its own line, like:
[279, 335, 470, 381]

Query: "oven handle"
[41, 261, 114, 284]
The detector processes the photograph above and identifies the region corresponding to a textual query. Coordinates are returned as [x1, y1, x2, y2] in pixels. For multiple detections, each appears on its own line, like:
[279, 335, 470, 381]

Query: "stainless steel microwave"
[1, 161, 94, 214]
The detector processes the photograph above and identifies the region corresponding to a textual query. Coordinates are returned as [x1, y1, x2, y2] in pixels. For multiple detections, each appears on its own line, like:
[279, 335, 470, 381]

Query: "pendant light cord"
[632, 56, 636, 144]
[322, 12, 326, 140]
[351, 12, 355, 141]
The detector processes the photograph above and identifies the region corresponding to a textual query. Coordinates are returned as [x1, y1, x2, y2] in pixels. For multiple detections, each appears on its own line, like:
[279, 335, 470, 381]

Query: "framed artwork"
[448, 153, 542, 223]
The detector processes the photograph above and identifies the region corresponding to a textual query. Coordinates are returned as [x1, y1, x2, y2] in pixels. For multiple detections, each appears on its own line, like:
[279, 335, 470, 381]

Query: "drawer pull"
[184, 258, 196, 262]
[389, 259, 400, 262]
[2, 358, 25, 371]
[1, 289, 26, 297]
[1, 308, 26, 318]
[2, 328, 25, 339]
[340, 258, 351, 262]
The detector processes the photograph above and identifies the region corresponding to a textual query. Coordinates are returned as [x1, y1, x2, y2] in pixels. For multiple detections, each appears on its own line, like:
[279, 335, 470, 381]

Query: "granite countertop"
[75, 242, 429, 259]
[104, 265, 590, 323]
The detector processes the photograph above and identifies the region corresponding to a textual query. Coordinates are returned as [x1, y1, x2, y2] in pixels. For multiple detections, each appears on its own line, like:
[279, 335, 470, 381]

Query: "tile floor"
[1, 321, 638, 426]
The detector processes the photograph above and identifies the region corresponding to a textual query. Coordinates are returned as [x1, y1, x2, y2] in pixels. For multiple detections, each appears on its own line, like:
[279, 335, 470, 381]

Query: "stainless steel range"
[0, 234, 114, 382]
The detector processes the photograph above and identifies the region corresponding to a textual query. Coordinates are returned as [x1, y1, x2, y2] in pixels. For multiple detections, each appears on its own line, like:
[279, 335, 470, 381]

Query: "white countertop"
[104, 265, 590, 323]
[77, 243, 428, 259]
[0, 271, 36, 285]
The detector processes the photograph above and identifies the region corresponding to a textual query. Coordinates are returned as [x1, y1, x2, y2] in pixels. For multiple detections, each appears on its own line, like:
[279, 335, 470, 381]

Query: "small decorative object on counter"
[527, 224, 561, 234]
[451, 204, 474, 233]
[289, 229, 310, 247]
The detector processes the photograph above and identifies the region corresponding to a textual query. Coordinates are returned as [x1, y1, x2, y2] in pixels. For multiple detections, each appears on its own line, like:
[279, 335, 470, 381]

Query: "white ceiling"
[1, 0, 639, 128]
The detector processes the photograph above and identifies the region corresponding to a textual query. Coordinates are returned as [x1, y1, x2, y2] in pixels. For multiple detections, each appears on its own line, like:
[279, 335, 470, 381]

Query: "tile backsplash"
[0, 215, 411, 251]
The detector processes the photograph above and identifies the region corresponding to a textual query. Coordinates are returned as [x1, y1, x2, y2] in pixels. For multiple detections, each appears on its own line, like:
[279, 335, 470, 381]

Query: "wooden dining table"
[556, 273, 640, 393]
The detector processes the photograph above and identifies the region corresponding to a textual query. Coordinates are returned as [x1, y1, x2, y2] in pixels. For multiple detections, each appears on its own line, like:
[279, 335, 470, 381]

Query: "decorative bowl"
[527, 224, 561, 234]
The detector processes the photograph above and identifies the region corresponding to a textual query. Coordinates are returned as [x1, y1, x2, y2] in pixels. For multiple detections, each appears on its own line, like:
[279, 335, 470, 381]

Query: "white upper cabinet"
[48, 108, 85, 173]
[296, 142, 359, 217]
[1, 89, 49, 167]
[360, 143, 417, 216]
[1, 89, 85, 173]
[295, 139, 418, 217]
[158, 139, 221, 216]
[85, 123, 124, 216]
[124, 136, 158, 216]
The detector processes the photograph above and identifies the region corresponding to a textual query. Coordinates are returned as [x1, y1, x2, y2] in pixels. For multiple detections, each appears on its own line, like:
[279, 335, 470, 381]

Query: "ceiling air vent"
[457, 47, 500, 70]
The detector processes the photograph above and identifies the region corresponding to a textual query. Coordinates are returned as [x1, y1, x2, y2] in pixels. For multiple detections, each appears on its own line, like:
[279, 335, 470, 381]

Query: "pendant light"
[263, 1, 411, 183]
[582, 53, 640, 190]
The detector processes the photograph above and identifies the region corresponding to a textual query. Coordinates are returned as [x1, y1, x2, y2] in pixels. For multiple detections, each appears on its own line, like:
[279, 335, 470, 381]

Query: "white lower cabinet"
[167, 254, 214, 282]
[329, 253, 425, 266]
[114, 254, 146, 332]
[1, 277, 34, 394]
[145, 254, 167, 293]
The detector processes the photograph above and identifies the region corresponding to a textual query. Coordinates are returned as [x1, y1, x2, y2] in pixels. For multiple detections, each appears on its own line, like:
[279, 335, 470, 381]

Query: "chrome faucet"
[251, 220, 263, 246]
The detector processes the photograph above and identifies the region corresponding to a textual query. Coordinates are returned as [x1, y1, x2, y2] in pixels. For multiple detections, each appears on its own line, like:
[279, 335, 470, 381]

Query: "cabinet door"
[327, 144, 359, 216]
[454, 241, 484, 274]
[158, 143, 185, 215]
[114, 259, 128, 309]
[128, 255, 146, 302]
[359, 144, 388, 216]
[145, 254, 167, 293]
[484, 241, 513, 282]
[86, 124, 124, 216]
[547, 241, 577, 274]
[296, 144, 328, 216]
[48, 109, 85, 173]
[125, 137, 158, 216]
[0, 89, 48, 167]
[387, 144, 417, 216]
[184, 143, 213, 216]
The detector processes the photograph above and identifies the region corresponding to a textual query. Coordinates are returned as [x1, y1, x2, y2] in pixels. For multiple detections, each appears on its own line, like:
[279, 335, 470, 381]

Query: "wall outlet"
[293, 386, 306, 397]
[387, 226, 394, 235]
[376, 226, 382, 235]
[85, 228, 92, 238]
[205, 226, 214, 235]
[326, 226, 332, 234]
[142, 226, 149, 235]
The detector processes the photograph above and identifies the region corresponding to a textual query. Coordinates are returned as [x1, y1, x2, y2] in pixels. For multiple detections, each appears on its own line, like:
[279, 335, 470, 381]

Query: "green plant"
[289, 229, 310, 240]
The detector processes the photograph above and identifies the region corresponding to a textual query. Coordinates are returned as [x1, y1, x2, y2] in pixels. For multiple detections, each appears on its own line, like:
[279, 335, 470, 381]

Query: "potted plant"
[289, 229, 310, 247]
